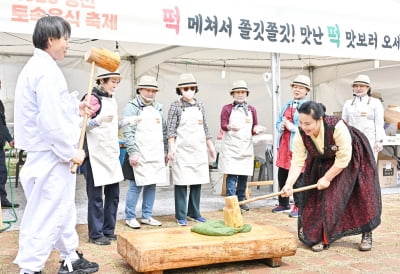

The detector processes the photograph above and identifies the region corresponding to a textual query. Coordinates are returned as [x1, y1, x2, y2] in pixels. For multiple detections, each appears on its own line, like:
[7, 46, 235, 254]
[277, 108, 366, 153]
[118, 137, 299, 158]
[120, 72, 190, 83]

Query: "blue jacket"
[275, 98, 308, 151]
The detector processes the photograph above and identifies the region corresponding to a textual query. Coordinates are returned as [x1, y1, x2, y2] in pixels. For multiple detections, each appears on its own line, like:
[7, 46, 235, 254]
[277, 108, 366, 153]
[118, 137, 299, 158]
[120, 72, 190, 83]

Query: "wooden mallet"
[70, 47, 121, 173]
[223, 184, 318, 228]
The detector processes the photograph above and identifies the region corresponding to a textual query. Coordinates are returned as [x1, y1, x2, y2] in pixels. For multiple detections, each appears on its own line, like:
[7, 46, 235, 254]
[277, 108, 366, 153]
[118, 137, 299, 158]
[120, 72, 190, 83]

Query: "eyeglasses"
[181, 86, 196, 91]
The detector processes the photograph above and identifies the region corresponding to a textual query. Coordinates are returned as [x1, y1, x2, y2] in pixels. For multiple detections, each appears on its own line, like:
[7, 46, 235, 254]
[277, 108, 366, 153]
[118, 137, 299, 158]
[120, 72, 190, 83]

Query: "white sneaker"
[126, 219, 141, 229]
[141, 217, 162, 226]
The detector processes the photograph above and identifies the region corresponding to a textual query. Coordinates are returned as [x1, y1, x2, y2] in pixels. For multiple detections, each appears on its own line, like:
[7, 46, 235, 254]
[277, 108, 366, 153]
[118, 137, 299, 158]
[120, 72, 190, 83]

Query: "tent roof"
[0, 31, 373, 72]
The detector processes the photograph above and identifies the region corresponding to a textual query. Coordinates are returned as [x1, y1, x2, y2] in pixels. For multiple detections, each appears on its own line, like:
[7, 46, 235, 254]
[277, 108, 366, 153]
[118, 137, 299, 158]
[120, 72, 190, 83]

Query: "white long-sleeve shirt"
[14, 48, 80, 162]
[342, 95, 385, 144]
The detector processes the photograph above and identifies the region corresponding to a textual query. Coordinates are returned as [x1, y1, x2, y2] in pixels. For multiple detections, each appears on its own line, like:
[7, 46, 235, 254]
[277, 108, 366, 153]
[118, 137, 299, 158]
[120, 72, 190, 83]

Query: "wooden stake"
[223, 196, 244, 228]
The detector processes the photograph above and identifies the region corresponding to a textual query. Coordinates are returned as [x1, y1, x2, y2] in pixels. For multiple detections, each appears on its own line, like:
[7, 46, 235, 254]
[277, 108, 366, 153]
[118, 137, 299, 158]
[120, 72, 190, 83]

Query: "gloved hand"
[279, 122, 285, 131]
[71, 149, 85, 165]
[227, 124, 240, 131]
[95, 114, 113, 125]
[206, 139, 217, 162]
[284, 120, 295, 131]
[129, 153, 140, 167]
[253, 125, 266, 134]
[168, 142, 177, 162]
[373, 141, 383, 153]
[121, 115, 141, 126]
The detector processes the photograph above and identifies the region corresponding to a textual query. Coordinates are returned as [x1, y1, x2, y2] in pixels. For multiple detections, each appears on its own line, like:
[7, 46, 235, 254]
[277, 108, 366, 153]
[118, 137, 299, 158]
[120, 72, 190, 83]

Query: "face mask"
[140, 94, 153, 104]
[182, 90, 195, 100]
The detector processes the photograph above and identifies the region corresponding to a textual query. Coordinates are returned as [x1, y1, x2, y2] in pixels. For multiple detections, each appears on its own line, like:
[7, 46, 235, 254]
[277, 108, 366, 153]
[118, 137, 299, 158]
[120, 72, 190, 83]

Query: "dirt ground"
[1, 193, 399, 274]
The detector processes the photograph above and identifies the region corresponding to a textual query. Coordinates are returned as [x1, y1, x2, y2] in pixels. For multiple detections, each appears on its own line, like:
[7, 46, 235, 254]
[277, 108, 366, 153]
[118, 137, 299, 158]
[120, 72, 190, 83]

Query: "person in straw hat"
[13, 15, 98, 274]
[167, 73, 217, 226]
[273, 75, 310, 218]
[218, 80, 265, 212]
[123, 75, 167, 229]
[80, 67, 125, 246]
[341, 74, 385, 160]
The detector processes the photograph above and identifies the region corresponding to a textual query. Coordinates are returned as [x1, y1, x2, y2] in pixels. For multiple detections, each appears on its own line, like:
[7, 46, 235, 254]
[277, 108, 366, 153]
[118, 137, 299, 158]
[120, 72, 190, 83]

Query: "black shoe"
[88, 235, 110, 245]
[58, 251, 99, 274]
[24, 272, 41, 274]
[105, 234, 117, 241]
[1, 199, 19, 208]
[239, 204, 250, 212]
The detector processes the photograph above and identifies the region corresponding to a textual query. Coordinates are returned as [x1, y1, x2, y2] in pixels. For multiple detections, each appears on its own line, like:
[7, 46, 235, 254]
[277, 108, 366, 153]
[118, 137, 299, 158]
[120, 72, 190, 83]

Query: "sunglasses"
[181, 86, 196, 91]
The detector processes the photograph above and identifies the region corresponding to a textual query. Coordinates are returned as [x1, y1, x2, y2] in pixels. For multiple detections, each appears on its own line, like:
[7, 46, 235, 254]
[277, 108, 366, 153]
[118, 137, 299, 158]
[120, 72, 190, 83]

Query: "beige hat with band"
[291, 75, 311, 90]
[353, 74, 370, 87]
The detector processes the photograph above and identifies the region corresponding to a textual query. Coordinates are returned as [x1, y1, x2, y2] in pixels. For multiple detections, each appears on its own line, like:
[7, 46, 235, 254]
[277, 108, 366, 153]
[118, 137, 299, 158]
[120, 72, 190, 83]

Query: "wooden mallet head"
[84, 47, 121, 72]
[223, 196, 245, 228]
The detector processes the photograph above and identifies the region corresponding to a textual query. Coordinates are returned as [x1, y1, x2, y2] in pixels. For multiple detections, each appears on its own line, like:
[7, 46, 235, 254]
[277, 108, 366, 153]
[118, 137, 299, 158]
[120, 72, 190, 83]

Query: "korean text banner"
[1, 0, 399, 61]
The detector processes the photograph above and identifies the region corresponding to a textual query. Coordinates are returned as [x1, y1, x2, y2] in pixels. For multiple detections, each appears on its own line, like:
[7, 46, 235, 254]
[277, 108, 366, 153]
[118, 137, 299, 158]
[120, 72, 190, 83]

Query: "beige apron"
[347, 99, 376, 151]
[133, 106, 166, 186]
[87, 97, 123, 186]
[219, 107, 254, 176]
[171, 106, 209, 185]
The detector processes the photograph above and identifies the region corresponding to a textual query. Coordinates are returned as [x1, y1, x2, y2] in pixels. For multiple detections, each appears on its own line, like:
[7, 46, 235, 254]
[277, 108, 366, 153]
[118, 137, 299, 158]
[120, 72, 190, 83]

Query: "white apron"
[347, 99, 376, 150]
[86, 97, 123, 186]
[219, 107, 254, 176]
[132, 106, 166, 186]
[171, 106, 209, 185]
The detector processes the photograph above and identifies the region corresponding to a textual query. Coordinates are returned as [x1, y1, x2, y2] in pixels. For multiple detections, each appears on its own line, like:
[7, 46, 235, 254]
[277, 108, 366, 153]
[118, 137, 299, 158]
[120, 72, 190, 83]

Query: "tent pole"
[271, 53, 281, 193]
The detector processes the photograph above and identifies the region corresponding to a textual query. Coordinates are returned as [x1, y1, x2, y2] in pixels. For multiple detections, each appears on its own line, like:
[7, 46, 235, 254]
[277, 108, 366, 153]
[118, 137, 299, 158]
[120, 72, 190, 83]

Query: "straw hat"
[176, 73, 198, 88]
[230, 80, 249, 95]
[136, 75, 159, 91]
[291, 75, 311, 90]
[96, 67, 122, 80]
[353, 74, 370, 87]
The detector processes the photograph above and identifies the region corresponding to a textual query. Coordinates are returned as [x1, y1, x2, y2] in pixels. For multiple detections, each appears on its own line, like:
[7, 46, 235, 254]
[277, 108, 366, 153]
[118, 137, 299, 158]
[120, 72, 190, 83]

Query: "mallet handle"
[238, 183, 318, 205]
[71, 61, 95, 174]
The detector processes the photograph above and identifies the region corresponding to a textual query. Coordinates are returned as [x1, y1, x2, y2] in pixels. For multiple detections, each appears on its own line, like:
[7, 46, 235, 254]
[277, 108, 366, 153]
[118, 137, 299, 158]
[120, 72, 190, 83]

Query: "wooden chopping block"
[117, 224, 297, 273]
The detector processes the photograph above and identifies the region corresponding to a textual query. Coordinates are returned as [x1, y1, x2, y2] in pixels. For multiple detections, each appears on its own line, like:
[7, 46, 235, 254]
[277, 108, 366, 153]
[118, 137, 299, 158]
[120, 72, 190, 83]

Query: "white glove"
[129, 153, 140, 167]
[95, 114, 113, 125]
[121, 116, 141, 126]
[284, 120, 295, 132]
[227, 124, 240, 131]
[279, 122, 285, 131]
[168, 142, 177, 162]
[207, 139, 217, 162]
[253, 125, 266, 134]
[373, 141, 383, 153]
[208, 147, 217, 162]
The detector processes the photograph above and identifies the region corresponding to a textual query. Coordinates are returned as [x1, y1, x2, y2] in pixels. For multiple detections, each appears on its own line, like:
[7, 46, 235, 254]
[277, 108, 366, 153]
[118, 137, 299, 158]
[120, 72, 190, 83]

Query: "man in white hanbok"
[13, 16, 99, 274]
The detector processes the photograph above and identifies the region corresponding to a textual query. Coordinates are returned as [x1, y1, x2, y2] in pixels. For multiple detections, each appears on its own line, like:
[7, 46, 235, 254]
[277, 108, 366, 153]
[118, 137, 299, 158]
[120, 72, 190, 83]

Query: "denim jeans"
[125, 180, 156, 220]
[225, 174, 248, 202]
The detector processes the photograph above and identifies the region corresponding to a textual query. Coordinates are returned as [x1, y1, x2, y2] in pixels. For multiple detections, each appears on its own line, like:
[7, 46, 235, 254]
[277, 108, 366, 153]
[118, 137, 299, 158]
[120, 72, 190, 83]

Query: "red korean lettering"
[86, 11, 101, 29]
[163, 6, 180, 34]
[11, 5, 29, 22]
[101, 14, 117, 30]
[30, 7, 47, 21]
[65, 10, 80, 27]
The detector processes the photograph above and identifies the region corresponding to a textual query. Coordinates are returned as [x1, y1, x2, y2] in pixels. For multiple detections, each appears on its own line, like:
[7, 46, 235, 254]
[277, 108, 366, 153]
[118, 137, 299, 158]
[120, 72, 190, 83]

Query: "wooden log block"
[117, 224, 297, 273]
